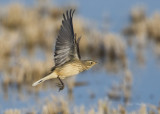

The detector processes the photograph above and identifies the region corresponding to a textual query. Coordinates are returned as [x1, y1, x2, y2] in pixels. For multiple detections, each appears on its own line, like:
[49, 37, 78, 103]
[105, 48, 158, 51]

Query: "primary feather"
[54, 9, 80, 68]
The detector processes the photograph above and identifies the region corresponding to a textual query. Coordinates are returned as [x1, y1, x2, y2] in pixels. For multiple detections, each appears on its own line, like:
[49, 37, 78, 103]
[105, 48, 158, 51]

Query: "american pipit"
[32, 9, 97, 91]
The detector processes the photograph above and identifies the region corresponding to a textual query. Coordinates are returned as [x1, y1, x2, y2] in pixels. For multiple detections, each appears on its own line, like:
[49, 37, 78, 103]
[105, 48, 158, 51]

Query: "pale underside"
[54, 60, 85, 79]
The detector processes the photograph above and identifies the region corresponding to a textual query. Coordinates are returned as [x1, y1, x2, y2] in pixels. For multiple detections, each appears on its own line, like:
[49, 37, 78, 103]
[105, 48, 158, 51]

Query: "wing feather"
[53, 9, 80, 68]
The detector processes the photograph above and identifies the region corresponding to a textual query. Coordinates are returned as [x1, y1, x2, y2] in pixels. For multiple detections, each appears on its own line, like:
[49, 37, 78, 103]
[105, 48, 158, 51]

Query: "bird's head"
[83, 60, 97, 70]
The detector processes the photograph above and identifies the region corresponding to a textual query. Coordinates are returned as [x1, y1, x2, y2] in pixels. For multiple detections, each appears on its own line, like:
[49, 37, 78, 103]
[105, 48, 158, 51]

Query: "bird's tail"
[32, 72, 57, 86]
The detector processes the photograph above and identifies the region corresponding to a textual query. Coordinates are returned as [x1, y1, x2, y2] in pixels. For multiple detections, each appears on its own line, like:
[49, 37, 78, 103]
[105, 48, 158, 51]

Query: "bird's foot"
[56, 82, 64, 91]
[56, 76, 65, 91]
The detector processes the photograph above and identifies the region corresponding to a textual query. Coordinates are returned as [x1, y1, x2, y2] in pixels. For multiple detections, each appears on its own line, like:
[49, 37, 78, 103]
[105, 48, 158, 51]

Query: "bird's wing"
[54, 9, 80, 67]
[75, 34, 81, 59]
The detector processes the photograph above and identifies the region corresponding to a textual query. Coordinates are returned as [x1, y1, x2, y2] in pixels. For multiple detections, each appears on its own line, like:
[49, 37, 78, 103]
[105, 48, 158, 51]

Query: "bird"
[32, 9, 97, 91]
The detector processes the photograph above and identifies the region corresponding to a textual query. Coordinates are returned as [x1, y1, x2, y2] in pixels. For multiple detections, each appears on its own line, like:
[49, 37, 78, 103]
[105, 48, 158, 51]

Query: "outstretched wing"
[53, 9, 80, 68]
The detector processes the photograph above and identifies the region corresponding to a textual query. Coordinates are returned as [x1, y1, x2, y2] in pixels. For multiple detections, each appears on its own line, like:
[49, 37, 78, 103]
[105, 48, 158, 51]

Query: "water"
[55, 0, 160, 32]
[2, 0, 160, 31]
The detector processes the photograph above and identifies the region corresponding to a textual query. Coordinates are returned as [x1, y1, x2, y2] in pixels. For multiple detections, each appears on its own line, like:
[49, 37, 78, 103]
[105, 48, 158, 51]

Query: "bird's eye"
[90, 61, 93, 64]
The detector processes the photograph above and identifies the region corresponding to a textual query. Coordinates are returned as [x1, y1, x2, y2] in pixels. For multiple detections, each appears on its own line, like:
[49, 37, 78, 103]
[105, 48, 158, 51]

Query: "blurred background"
[0, 0, 160, 113]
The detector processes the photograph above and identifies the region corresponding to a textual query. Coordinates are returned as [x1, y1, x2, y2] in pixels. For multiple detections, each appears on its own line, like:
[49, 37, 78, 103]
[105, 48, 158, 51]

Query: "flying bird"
[32, 9, 97, 91]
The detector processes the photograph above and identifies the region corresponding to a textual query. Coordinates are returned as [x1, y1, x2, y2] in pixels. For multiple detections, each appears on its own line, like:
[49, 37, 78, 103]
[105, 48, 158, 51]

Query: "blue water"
[2, 0, 160, 32]
[55, 0, 160, 32]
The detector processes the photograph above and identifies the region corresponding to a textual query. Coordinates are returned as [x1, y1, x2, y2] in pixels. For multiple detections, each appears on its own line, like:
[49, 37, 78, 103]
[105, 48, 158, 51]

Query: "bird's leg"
[56, 76, 64, 91]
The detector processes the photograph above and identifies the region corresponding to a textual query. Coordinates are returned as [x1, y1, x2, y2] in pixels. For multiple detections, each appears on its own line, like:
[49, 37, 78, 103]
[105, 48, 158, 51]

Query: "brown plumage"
[32, 9, 96, 91]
